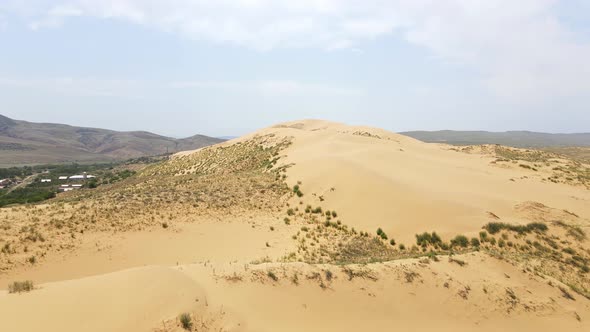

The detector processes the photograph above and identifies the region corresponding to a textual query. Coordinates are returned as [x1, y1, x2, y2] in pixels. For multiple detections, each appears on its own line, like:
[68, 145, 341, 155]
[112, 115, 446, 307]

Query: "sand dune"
[0, 119, 589, 331]
[0, 266, 205, 332]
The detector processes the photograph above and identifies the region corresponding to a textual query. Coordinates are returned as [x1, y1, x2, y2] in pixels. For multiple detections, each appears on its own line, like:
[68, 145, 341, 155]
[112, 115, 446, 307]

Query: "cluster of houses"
[53, 172, 96, 192]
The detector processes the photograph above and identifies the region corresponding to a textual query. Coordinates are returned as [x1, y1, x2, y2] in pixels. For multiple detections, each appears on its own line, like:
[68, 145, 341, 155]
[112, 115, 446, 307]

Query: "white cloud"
[4, 1, 590, 102]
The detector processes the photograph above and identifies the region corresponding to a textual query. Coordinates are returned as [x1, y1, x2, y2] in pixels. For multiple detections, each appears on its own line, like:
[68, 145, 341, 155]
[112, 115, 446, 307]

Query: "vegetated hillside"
[0, 114, 224, 166]
[402, 130, 590, 148]
[0, 120, 589, 332]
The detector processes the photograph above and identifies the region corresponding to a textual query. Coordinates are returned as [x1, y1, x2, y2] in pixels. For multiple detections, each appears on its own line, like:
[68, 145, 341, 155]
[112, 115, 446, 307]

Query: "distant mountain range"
[401, 130, 590, 148]
[0, 114, 224, 166]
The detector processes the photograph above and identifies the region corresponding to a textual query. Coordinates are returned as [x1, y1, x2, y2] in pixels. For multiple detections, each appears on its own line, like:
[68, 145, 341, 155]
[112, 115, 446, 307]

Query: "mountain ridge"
[401, 130, 590, 147]
[0, 114, 224, 166]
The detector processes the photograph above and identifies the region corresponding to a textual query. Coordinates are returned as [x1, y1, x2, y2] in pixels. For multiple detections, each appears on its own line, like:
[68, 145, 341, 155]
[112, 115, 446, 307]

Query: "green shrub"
[415, 232, 432, 247]
[479, 231, 488, 242]
[431, 232, 442, 245]
[390, 239, 396, 246]
[293, 185, 304, 197]
[8, 280, 34, 293]
[483, 222, 548, 235]
[376, 228, 388, 240]
[450, 235, 469, 248]
[312, 207, 323, 214]
[415, 231, 443, 247]
[179, 313, 192, 330]
[470, 238, 480, 247]
[287, 208, 295, 216]
[485, 222, 503, 234]
[331, 211, 337, 218]
[399, 244, 406, 250]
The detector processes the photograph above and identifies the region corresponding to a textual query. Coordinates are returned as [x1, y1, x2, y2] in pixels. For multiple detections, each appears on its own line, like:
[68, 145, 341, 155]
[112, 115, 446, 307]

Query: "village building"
[69, 173, 96, 180]
[41, 179, 52, 183]
[0, 178, 12, 189]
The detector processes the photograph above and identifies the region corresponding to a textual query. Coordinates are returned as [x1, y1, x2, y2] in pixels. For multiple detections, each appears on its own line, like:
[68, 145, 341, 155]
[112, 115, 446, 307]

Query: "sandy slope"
[0, 119, 589, 331]
[249, 120, 590, 244]
[0, 266, 204, 332]
[2, 254, 588, 332]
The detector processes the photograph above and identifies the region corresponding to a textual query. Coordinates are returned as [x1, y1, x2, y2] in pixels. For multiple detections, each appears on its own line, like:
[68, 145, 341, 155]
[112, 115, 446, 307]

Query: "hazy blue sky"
[1, 0, 589, 137]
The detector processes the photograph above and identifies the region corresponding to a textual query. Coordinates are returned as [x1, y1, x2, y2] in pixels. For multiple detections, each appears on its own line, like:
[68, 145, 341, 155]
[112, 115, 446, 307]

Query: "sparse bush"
[449, 257, 467, 267]
[376, 228, 388, 240]
[399, 244, 406, 250]
[559, 286, 575, 301]
[431, 232, 442, 245]
[179, 313, 192, 330]
[161, 222, 168, 228]
[287, 208, 295, 216]
[331, 211, 337, 218]
[470, 238, 480, 247]
[415, 232, 432, 247]
[267, 271, 279, 281]
[293, 185, 304, 197]
[479, 231, 488, 242]
[389, 239, 396, 246]
[450, 235, 469, 248]
[8, 280, 34, 293]
[484, 222, 547, 235]
[416, 231, 443, 247]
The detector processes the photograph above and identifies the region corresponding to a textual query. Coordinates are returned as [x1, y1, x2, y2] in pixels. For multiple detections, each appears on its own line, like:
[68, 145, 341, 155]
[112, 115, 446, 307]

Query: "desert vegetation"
[7, 280, 34, 293]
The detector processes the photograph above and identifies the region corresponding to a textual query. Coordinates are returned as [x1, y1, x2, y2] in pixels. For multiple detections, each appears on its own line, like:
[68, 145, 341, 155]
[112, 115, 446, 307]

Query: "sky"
[0, 0, 589, 137]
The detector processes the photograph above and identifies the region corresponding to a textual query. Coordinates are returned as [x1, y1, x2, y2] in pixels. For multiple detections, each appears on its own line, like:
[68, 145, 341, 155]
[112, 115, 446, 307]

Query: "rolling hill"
[401, 130, 590, 147]
[0, 114, 224, 166]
